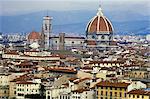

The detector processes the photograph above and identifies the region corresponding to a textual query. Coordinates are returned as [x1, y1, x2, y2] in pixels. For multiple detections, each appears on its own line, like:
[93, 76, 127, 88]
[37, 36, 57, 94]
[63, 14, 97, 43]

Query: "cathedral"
[86, 6, 114, 50]
[27, 5, 114, 50]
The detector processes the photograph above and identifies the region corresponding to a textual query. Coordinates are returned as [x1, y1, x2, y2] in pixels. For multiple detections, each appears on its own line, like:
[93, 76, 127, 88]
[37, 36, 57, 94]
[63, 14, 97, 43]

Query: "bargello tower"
[86, 5, 114, 50]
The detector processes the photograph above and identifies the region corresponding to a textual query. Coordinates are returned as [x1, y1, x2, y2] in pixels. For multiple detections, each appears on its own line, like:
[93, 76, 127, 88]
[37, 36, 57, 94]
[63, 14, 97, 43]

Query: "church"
[27, 5, 114, 51]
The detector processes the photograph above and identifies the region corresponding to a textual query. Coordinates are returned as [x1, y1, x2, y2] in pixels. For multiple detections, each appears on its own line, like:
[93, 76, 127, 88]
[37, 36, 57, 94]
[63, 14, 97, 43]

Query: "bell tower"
[42, 16, 52, 50]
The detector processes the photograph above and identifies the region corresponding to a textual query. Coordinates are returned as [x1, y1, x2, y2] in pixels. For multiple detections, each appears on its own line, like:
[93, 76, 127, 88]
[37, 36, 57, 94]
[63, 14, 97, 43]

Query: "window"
[48, 96, 50, 99]
[137, 95, 139, 98]
[120, 92, 122, 97]
[72, 41, 74, 44]
[133, 95, 135, 98]
[129, 94, 131, 97]
[110, 87, 112, 90]
[101, 91, 103, 95]
[101, 35, 105, 39]
[115, 92, 117, 97]
[125, 93, 127, 97]
[4, 91, 6, 94]
[97, 91, 98, 95]
[142, 96, 144, 98]
[55, 41, 57, 43]
[109, 36, 112, 40]
[92, 35, 95, 39]
[106, 92, 107, 96]
[110, 92, 112, 96]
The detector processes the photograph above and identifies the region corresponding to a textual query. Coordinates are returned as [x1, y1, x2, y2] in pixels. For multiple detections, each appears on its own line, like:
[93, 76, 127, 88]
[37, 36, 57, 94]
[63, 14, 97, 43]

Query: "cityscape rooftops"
[96, 81, 130, 88]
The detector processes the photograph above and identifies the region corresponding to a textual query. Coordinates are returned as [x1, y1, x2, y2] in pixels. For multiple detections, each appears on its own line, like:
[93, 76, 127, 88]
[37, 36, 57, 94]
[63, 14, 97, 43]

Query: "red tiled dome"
[28, 31, 41, 40]
[86, 7, 113, 34]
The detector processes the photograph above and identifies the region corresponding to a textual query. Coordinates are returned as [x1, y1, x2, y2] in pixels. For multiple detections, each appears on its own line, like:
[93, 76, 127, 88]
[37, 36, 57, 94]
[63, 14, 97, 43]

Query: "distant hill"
[0, 10, 149, 35]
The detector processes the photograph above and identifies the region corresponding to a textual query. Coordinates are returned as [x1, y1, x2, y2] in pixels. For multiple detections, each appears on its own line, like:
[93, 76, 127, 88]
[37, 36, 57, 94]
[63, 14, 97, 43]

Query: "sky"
[0, 0, 150, 16]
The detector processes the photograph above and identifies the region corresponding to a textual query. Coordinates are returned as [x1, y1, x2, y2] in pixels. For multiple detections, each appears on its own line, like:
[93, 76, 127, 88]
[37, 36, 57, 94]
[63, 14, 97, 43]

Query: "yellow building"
[96, 81, 130, 99]
[127, 89, 150, 99]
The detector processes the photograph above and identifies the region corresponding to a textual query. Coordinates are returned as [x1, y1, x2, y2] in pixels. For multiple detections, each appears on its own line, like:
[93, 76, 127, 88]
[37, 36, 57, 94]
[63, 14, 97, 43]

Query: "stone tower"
[42, 16, 52, 50]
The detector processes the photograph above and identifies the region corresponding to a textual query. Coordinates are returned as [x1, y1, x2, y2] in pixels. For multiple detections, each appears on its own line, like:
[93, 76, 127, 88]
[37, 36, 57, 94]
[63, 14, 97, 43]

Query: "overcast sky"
[0, 0, 150, 16]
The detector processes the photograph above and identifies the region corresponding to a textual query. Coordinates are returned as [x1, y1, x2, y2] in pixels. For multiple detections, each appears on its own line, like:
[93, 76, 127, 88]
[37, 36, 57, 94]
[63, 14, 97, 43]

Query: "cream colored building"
[89, 61, 123, 68]
[2, 50, 60, 61]
[46, 76, 70, 99]
[46, 85, 71, 99]
[127, 81, 147, 92]
[128, 69, 149, 79]
[16, 81, 41, 99]
[9, 73, 26, 99]
[9, 81, 16, 99]
[0, 74, 10, 86]
[0, 74, 10, 99]
[71, 89, 94, 99]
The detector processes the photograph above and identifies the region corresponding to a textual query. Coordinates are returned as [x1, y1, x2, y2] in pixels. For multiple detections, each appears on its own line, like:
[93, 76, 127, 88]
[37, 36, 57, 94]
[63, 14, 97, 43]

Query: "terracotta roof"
[96, 81, 130, 88]
[127, 89, 150, 95]
[89, 61, 123, 64]
[5, 50, 19, 55]
[86, 15, 113, 34]
[28, 31, 41, 40]
[81, 67, 93, 70]
[86, 40, 96, 45]
[16, 81, 37, 84]
[45, 67, 77, 74]
[17, 61, 33, 67]
[69, 77, 78, 82]
[73, 78, 91, 84]
[72, 88, 90, 93]
[10, 74, 33, 82]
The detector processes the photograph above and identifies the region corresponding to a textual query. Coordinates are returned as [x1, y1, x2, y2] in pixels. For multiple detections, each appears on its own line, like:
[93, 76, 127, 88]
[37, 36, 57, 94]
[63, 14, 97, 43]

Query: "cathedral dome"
[86, 7, 113, 34]
[28, 31, 41, 40]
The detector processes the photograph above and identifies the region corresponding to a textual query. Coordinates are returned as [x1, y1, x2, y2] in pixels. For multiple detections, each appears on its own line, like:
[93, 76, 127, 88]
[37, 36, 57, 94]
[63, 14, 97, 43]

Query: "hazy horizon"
[0, 0, 150, 16]
[0, 0, 149, 35]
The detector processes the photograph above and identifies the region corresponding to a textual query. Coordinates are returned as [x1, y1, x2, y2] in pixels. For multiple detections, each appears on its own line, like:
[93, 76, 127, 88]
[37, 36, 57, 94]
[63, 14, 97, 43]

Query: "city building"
[96, 81, 130, 99]
[50, 34, 85, 50]
[16, 80, 41, 99]
[86, 6, 114, 50]
[0, 74, 10, 99]
[127, 89, 150, 99]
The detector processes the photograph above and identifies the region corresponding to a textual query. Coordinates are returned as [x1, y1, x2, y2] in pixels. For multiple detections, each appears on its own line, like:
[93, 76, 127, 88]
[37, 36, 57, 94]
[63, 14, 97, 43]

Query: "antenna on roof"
[99, 0, 102, 7]
[46, 10, 49, 17]
[97, 0, 103, 16]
